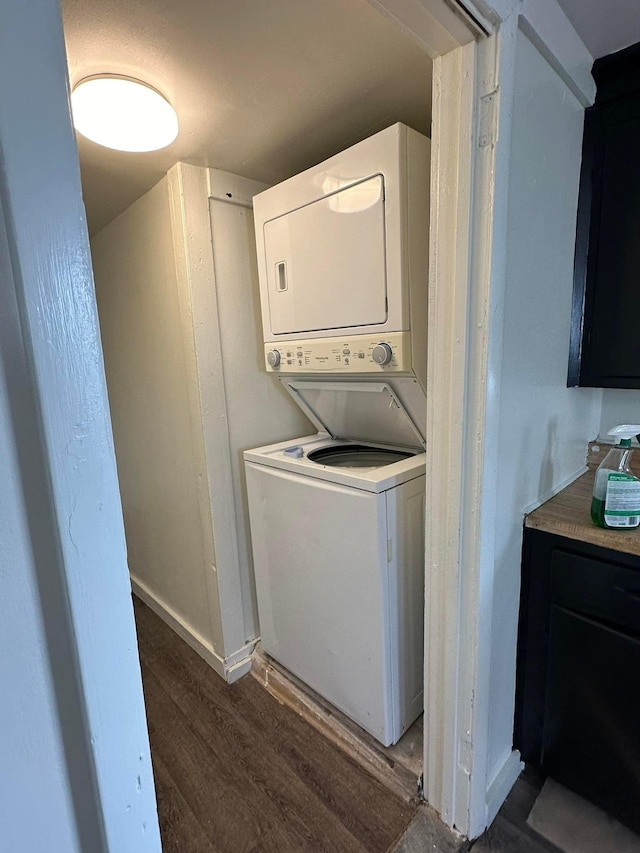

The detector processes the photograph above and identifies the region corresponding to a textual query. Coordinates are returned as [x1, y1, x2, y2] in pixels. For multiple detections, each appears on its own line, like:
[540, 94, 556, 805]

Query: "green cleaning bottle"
[591, 425, 640, 529]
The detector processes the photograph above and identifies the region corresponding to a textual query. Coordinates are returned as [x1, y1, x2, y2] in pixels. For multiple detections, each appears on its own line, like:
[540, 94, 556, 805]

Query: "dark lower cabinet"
[515, 529, 640, 833]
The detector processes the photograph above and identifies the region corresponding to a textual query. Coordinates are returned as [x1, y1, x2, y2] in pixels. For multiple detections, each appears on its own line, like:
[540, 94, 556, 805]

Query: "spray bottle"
[591, 425, 640, 529]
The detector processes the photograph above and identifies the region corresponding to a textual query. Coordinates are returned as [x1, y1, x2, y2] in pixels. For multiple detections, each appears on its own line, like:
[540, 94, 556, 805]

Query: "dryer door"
[263, 175, 387, 335]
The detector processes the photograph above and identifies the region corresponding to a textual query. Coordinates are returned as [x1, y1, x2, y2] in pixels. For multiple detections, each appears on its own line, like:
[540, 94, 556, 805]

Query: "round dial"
[266, 349, 281, 368]
[372, 342, 393, 366]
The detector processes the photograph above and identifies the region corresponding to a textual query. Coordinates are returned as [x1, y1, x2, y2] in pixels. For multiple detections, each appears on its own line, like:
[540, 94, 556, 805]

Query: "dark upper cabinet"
[569, 43, 640, 388]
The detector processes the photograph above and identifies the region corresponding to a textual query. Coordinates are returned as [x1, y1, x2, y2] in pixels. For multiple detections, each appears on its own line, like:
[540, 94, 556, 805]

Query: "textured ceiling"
[61, 0, 433, 235]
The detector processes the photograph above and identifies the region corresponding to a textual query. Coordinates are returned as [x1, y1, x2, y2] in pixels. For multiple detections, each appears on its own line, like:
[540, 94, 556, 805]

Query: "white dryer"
[244, 377, 425, 746]
[253, 122, 431, 390]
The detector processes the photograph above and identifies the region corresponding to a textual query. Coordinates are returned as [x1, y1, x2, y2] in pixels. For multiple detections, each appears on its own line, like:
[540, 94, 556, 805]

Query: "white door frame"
[430, 20, 524, 835]
[437, 0, 594, 837]
[0, 1, 160, 849]
[442, 3, 593, 836]
[369, 2, 506, 836]
[370, 0, 595, 839]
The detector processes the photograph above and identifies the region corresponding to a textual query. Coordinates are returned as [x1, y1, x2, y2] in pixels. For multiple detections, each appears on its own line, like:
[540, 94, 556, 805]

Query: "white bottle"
[591, 425, 640, 529]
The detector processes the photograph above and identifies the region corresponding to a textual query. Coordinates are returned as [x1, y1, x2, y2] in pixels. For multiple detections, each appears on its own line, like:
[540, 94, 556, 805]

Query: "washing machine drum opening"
[307, 444, 415, 468]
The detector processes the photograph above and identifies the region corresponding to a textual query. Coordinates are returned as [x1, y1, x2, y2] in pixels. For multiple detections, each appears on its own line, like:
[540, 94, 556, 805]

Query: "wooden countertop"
[525, 443, 640, 556]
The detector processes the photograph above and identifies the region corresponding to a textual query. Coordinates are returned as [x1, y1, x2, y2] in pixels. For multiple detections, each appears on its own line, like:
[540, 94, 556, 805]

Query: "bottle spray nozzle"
[607, 424, 640, 444]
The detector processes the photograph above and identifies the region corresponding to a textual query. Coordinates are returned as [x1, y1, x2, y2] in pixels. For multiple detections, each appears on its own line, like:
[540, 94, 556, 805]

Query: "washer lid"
[280, 379, 425, 449]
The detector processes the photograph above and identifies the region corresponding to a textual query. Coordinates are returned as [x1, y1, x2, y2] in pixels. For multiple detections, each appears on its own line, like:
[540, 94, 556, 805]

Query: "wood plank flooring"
[134, 598, 418, 852]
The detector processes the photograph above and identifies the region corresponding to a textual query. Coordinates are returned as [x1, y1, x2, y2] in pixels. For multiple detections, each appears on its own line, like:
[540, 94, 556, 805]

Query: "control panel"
[264, 332, 412, 373]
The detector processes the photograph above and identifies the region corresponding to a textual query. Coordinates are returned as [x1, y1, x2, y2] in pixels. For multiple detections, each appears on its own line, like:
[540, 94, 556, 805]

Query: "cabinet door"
[542, 605, 640, 833]
[570, 93, 640, 387]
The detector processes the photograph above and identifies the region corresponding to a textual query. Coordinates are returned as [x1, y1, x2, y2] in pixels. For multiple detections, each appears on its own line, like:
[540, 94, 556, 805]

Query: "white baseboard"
[130, 574, 255, 684]
[485, 749, 524, 828]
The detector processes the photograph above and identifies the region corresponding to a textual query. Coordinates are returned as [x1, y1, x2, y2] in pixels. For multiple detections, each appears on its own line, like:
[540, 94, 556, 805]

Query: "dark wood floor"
[135, 597, 569, 853]
[134, 598, 418, 852]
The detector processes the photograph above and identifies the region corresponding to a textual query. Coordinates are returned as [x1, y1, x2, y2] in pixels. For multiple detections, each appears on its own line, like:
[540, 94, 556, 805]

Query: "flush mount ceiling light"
[71, 76, 179, 152]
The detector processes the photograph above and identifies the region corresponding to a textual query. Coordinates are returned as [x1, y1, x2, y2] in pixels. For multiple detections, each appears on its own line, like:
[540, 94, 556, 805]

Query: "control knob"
[266, 349, 281, 368]
[372, 342, 393, 366]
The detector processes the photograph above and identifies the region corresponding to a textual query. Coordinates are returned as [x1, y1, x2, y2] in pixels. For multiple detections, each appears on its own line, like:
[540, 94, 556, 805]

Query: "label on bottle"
[604, 472, 640, 527]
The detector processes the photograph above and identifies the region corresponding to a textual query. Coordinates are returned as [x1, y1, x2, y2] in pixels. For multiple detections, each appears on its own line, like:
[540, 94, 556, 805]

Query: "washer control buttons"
[372, 342, 393, 365]
[266, 349, 281, 368]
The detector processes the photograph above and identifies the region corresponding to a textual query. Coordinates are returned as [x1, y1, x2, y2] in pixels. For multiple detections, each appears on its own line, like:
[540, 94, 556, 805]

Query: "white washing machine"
[244, 378, 425, 746]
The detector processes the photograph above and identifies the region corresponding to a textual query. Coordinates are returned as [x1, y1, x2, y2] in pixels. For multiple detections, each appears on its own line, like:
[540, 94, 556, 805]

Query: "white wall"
[600, 390, 640, 436]
[91, 167, 313, 672]
[486, 28, 602, 784]
[208, 191, 313, 639]
[91, 177, 217, 648]
[0, 187, 82, 853]
[0, 1, 160, 849]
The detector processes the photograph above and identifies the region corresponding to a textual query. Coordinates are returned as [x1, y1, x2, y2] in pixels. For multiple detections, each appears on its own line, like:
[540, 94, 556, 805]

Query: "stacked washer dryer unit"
[245, 123, 430, 747]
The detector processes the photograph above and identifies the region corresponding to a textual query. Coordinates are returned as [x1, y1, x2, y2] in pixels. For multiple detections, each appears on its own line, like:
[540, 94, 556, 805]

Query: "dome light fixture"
[71, 75, 179, 152]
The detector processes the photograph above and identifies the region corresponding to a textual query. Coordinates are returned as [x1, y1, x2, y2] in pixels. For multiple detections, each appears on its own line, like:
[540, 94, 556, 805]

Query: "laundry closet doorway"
[2, 0, 598, 847]
[0, 0, 486, 846]
[79, 0, 492, 831]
